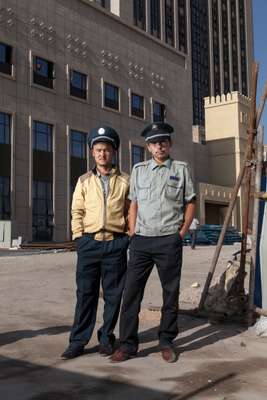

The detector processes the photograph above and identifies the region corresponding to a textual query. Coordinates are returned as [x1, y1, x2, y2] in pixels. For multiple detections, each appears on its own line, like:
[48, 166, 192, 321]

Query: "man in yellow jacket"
[61, 126, 130, 359]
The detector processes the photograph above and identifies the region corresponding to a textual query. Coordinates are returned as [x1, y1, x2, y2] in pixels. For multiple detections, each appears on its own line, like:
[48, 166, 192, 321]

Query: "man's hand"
[179, 200, 196, 239]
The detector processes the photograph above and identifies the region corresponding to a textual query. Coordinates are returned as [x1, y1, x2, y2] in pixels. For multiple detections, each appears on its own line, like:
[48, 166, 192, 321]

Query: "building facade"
[0, 0, 194, 243]
[191, 0, 253, 127]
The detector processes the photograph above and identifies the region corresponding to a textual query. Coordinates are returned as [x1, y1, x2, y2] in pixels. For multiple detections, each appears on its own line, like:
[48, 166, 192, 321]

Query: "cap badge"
[152, 124, 158, 130]
[98, 128, 105, 135]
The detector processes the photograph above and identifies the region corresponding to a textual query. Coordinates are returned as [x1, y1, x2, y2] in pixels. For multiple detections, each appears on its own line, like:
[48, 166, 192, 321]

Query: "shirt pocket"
[137, 183, 151, 201]
[165, 182, 183, 200]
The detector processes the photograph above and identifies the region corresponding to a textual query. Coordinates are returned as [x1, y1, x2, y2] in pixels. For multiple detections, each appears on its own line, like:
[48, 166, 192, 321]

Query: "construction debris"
[203, 260, 248, 319]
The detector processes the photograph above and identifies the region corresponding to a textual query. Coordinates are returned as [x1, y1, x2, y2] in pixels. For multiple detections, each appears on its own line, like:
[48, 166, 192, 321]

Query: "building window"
[150, 0, 161, 38]
[32, 180, 53, 241]
[230, 0, 239, 92]
[165, 0, 174, 46]
[0, 176, 10, 220]
[222, 0, 230, 93]
[131, 144, 145, 168]
[0, 42, 13, 75]
[239, 0, 248, 96]
[70, 69, 87, 100]
[70, 130, 87, 159]
[191, 0, 210, 126]
[95, 0, 106, 6]
[177, 0, 187, 53]
[104, 82, 119, 110]
[153, 101, 165, 122]
[212, 0, 221, 96]
[33, 121, 52, 152]
[134, 0, 146, 30]
[70, 130, 87, 194]
[33, 56, 54, 89]
[131, 93, 144, 119]
[0, 112, 11, 144]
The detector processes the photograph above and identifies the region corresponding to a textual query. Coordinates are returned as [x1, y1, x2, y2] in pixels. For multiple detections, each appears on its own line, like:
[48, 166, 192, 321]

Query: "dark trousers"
[69, 234, 128, 348]
[119, 233, 183, 353]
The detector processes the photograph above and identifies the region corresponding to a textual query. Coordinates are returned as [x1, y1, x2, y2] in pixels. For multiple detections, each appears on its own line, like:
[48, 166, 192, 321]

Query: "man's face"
[91, 142, 114, 167]
[147, 139, 171, 162]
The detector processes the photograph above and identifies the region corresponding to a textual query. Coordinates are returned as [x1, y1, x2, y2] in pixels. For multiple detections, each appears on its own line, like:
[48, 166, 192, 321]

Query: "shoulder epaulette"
[80, 171, 92, 183]
[172, 160, 188, 167]
[133, 160, 150, 169]
[117, 171, 130, 184]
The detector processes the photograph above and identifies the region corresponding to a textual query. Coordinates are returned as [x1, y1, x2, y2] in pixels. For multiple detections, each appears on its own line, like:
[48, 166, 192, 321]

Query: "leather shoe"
[110, 348, 136, 363]
[161, 346, 178, 363]
[99, 343, 115, 357]
[61, 345, 84, 360]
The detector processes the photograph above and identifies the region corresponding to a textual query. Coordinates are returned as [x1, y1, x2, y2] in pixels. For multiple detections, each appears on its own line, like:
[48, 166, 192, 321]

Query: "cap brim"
[146, 133, 171, 143]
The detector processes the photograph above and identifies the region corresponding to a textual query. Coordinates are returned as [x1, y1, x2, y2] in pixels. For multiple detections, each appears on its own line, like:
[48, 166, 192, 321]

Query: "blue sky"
[253, 0, 267, 142]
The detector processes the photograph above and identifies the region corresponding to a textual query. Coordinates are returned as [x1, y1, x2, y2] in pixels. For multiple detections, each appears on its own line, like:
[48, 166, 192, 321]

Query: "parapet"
[204, 91, 251, 108]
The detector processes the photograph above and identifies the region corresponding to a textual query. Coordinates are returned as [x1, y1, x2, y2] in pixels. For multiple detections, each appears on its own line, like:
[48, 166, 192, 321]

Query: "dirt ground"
[0, 244, 267, 400]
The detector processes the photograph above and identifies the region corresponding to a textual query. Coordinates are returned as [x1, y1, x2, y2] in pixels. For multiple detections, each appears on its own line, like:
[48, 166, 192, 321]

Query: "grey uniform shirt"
[129, 158, 196, 236]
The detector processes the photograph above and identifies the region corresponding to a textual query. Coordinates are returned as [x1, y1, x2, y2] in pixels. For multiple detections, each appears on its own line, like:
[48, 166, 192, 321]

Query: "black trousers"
[69, 234, 128, 348]
[119, 233, 183, 353]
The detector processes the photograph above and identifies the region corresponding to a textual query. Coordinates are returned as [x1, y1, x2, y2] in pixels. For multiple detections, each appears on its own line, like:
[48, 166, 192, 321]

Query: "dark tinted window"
[71, 130, 87, 159]
[0, 112, 11, 144]
[33, 121, 52, 152]
[131, 93, 144, 119]
[153, 101, 165, 122]
[32, 180, 53, 241]
[70, 70, 87, 100]
[131, 145, 144, 168]
[33, 56, 54, 89]
[150, 0, 161, 38]
[0, 176, 10, 220]
[134, 0, 146, 30]
[104, 83, 119, 110]
[0, 42, 12, 75]
[165, 0, 174, 46]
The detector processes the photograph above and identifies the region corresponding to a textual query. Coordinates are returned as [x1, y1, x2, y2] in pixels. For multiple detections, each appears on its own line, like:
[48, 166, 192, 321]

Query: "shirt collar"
[151, 158, 172, 170]
[93, 166, 117, 177]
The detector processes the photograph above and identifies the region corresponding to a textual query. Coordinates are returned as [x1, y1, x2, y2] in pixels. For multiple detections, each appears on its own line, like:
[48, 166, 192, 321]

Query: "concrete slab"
[0, 245, 267, 399]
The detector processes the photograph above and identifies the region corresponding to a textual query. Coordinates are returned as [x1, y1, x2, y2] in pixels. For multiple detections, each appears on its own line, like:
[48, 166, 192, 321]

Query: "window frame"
[129, 90, 145, 120]
[70, 129, 87, 159]
[151, 98, 166, 123]
[102, 79, 121, 113]
[30, 51, 55, 91]
[0, 111, 11, 145]
[0, 41, 15, 79]
[130, 143, 145, 169]
[67, 65, 89, 103]
[32, 120, 53, 153]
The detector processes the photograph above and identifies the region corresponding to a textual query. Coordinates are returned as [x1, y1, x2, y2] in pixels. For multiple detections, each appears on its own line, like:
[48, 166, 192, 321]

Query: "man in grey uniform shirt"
[111, 122, 196, 363]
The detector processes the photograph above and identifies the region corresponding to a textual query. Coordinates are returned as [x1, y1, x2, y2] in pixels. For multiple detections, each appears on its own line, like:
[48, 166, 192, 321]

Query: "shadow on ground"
[0, 326, 71, 347]
[0, 354, 247, 400]
[138, 315, 244, 358]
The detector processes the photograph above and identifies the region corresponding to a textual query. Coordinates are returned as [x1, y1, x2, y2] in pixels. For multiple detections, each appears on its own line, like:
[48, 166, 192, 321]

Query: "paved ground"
[0, 244, 267, 400]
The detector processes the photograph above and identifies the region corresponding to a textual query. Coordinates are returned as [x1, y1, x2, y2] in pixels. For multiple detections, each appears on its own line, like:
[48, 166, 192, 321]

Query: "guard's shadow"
[137, 315, 244, 358]
[0, 325, 71, 347]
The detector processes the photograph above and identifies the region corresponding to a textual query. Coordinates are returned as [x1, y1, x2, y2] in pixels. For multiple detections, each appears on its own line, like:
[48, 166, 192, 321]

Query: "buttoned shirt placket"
[97, 170, 111, 240]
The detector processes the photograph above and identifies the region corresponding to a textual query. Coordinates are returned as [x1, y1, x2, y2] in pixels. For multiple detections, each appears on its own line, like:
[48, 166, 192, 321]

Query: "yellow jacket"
[71, 167, 129, 240]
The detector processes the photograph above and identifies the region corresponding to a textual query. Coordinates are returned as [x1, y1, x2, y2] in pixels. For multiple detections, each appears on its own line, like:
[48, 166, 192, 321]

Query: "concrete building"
[195, 91, 251, 229]
[0, 0, 254, 244]
[0, 0, 195, 243]
[191, 0, 253, 128]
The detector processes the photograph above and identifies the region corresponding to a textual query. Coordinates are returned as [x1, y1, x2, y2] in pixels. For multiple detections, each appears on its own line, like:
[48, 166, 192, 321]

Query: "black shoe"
[99, 342, 115, 357]
[61, 345, 84, 360]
